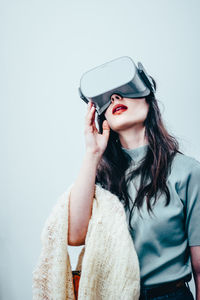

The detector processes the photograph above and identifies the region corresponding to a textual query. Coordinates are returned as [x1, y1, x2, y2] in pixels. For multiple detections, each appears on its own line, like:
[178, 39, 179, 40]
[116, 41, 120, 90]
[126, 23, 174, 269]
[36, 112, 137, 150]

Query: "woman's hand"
[84, 101, 110, 158]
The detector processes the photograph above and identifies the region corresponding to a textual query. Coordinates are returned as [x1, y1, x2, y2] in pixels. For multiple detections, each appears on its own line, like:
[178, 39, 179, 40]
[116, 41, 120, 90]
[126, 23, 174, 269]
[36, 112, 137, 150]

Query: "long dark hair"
[95, 77, 182, 231]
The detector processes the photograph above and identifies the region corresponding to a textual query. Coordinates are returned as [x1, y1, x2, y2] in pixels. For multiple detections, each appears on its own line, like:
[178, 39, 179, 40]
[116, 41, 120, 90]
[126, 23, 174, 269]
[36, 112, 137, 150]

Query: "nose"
[110, 93, 123, 103]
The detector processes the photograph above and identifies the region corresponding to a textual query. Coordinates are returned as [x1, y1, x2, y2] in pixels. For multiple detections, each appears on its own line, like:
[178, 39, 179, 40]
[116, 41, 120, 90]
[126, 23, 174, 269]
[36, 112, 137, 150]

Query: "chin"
[111, 119, 145, 131]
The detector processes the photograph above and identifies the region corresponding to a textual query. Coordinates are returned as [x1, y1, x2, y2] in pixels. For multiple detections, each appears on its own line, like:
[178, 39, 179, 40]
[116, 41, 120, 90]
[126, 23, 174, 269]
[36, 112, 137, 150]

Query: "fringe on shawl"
[32, 183, 140, 300]
[32, 183, 75, 300]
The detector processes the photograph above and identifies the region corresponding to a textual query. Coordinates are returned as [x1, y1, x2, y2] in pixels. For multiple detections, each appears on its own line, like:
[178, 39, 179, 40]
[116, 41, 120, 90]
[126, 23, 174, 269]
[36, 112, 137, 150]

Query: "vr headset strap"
[137, 62, 155, 94]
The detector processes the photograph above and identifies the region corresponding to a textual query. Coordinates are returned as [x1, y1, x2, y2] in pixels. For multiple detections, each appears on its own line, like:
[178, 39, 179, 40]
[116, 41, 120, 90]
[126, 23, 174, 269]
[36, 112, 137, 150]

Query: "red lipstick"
[112, 104, 128, 115]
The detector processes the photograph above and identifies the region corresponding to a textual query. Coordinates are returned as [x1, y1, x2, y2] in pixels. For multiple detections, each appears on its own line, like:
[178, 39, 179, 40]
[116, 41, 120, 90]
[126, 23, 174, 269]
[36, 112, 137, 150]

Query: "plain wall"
[0, 0, 199, 299]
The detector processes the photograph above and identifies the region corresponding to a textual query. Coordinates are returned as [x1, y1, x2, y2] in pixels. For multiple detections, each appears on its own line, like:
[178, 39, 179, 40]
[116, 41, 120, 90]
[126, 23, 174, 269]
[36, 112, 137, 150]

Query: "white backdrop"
[0, 0, 199, 299]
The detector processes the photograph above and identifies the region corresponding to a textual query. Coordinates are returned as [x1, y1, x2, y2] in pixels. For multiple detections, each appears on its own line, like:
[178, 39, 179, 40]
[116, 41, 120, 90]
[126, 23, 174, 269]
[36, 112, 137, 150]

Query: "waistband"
[140, 274, 191, 299]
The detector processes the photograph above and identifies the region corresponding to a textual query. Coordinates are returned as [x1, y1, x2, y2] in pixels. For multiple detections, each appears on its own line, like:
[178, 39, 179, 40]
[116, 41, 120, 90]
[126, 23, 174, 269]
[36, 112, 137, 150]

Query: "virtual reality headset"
[78, 56, 155, 115]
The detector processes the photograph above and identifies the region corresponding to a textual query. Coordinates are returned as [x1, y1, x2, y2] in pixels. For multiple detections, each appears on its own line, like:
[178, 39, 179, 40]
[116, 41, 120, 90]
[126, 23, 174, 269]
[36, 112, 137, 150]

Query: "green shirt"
[121, 144, 200, 286]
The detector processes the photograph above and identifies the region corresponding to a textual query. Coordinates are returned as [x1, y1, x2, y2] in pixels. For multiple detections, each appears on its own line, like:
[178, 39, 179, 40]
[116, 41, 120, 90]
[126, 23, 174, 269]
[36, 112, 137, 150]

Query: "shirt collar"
[121, 144, 149, 163]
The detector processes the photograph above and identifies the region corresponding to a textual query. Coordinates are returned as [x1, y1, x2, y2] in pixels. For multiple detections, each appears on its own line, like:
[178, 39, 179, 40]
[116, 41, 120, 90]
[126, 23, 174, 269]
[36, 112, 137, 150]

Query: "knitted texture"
[32, 183, 140, 300]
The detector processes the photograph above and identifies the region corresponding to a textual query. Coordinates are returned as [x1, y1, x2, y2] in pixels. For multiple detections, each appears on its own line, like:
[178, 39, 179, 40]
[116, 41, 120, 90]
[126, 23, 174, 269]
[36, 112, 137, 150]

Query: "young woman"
[68, 77, 200, 300]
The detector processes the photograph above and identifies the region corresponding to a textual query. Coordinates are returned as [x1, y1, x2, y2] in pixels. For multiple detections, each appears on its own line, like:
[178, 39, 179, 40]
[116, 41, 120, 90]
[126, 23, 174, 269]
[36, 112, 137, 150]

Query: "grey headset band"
[137, 62, 155, 94]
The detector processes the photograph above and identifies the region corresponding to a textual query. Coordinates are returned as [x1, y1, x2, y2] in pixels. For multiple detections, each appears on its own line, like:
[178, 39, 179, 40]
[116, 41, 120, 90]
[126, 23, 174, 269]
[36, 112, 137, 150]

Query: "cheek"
[144, 103, 149, 117]
[137, 101, 149, 117]
[104, 107, 112, 121]
[104, 110, 115, 128]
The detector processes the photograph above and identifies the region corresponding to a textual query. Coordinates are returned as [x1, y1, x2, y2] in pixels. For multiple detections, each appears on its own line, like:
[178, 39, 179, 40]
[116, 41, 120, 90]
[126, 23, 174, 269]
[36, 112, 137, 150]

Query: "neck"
[118, 125, 148, 150]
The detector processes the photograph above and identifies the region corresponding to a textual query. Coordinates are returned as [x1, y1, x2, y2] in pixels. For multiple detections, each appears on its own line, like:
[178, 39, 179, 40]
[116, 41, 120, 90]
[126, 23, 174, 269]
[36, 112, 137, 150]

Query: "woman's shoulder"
[173, 151, 200, 168]
[169, 151, 200, 182]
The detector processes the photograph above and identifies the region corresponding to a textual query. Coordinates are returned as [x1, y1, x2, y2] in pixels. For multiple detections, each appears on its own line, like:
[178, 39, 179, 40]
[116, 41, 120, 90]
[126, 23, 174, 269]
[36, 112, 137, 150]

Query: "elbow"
[68, 237, 85, 246]
[68, 230, 85, 246]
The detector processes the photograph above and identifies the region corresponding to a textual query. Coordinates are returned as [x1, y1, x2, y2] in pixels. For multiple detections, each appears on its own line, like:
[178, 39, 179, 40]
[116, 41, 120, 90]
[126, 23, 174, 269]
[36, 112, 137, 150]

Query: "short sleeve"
[185, 162, 200, 246]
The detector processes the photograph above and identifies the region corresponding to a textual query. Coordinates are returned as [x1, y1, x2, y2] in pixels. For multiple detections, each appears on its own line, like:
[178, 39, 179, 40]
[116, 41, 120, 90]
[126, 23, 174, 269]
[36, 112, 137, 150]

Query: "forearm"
[190, 246, 200, 300]
[68, 151, 101, 245]
[194, 274, 200, 300]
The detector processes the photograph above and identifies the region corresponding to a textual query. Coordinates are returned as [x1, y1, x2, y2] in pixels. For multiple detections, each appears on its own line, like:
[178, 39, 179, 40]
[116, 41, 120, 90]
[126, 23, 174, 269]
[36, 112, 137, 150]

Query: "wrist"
[85, 150, 102, 162]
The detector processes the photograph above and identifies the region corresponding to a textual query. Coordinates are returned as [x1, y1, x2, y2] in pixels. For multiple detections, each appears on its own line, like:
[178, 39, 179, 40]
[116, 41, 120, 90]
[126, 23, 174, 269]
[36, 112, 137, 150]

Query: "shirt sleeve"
[185, 161, 200, 246]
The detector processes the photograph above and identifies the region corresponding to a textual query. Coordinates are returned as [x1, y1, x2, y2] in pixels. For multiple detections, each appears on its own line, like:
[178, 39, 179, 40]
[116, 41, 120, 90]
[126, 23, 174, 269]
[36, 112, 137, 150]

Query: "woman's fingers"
[90, 106, 96, 124]
[85, 101, 96, 127]
[102, 120, 110, 139]
[87, 100, 92, 111]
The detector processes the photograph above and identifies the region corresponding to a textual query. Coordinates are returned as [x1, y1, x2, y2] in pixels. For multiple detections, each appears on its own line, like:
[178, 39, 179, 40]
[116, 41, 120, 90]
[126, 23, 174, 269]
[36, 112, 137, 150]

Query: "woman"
[68, 76, 200, 299]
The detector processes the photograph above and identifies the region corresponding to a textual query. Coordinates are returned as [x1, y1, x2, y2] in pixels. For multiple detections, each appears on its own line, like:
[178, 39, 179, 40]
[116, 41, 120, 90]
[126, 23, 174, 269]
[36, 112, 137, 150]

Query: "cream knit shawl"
[32, 183, 140, 300]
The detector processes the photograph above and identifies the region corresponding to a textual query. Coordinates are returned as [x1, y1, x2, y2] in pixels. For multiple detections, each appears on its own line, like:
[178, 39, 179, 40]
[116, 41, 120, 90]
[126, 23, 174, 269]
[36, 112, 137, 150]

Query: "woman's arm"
[190, 246, 200, 300]
[68, 152, 101, 246]
[68, 101, 110, 246]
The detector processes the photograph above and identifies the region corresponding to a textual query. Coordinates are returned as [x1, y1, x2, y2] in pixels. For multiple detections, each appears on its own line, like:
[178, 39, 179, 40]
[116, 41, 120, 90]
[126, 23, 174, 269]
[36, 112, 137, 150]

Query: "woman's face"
[104, 93, 149, 132]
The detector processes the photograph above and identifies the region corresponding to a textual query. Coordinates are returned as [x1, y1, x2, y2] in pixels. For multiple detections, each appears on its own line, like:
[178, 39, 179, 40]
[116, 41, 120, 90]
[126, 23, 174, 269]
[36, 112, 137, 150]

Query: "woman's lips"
[113, 107, 128, 115]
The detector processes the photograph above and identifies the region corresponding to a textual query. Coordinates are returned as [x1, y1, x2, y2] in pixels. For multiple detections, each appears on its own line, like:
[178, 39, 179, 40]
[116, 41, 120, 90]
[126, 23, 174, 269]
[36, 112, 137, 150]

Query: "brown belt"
[72, 270, 81, 300]
[140, 278, 187, 298]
